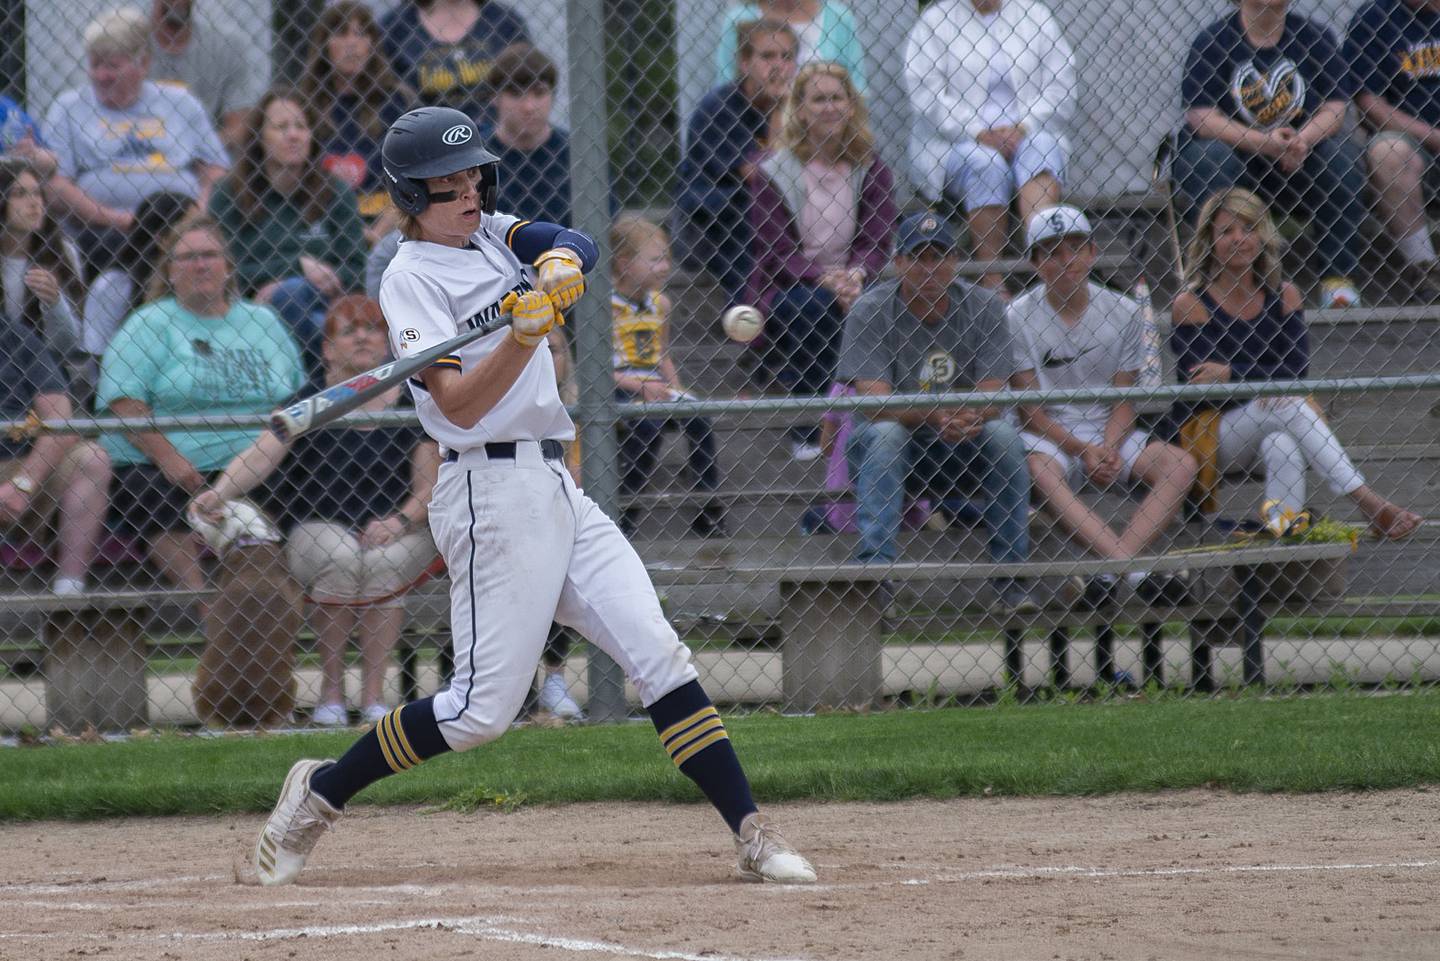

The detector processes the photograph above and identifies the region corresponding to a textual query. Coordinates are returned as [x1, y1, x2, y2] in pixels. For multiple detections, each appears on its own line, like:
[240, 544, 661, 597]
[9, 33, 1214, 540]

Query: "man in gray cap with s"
[836, 211, 1036, 611]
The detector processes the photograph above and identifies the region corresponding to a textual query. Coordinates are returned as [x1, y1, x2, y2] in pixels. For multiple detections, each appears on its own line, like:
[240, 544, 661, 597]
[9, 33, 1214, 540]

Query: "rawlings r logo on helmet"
[380, 106, 501, 217]
[442, 123, 473, 145]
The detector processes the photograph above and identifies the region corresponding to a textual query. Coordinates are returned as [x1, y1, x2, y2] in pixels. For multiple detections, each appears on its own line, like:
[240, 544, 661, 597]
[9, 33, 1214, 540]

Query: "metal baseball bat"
[269, 302, 515, 442]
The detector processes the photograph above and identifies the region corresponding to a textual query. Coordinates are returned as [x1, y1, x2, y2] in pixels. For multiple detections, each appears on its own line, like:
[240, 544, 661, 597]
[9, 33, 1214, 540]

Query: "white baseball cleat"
[734, 812, 817, 883]
[255, 759, 340, 886]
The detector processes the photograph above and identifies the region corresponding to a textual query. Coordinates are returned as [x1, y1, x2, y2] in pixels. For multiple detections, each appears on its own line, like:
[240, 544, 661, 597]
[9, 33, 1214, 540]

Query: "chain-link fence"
[0, 0, 1436, 736]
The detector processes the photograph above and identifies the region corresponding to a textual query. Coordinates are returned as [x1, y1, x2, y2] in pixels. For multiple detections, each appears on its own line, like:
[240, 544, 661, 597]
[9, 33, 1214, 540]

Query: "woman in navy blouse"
[1170, 187, 1420, 539]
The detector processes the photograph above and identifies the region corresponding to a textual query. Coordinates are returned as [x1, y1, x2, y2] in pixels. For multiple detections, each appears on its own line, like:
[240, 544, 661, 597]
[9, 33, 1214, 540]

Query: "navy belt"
[446, 440, 565, 462]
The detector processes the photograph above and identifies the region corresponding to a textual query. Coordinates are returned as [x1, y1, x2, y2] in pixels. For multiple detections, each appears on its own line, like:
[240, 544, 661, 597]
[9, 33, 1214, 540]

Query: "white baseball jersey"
[378, 211, 575, 452]
[1008, 282, 1145, 434]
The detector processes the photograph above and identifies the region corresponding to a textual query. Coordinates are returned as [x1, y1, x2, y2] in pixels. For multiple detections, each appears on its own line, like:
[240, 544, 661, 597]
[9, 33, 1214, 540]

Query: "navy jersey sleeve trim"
[507, 221, 599, 272]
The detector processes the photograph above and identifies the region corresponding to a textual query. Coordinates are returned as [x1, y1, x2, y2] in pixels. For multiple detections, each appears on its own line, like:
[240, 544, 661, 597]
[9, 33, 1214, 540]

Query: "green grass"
[3, 690, 1439, 821]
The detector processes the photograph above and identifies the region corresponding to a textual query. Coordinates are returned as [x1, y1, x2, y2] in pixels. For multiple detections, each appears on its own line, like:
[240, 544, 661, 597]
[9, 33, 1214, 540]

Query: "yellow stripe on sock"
[376, 714, 410, 773]
[667, 716, 726, 761]
[386, 708, 422, 768]
[660, 707, 719, 749]
[672, 729, 729, 767]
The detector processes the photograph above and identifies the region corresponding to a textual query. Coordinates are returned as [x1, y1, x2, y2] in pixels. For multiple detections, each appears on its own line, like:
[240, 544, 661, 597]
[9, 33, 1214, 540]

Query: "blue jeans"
[267, 276, 330, 390]
[846, 418, 1031, 563]
[1173, 133, 1367, 281]
[765, 283, 841, 398]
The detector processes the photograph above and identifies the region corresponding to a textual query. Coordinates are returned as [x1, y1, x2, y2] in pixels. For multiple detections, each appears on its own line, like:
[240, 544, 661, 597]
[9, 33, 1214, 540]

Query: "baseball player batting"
[254, 106, 815, 886]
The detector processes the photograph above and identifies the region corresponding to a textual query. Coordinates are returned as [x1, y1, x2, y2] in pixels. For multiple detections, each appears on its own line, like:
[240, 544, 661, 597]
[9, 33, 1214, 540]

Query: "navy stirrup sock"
[647, 680, 757, 834]
[310, 696, 452, 808]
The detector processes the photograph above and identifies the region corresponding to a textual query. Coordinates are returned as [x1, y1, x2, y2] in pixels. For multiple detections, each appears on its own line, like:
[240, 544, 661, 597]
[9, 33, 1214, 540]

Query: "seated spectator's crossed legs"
[1216, 396, 1363, 516]
[848, 418, 1030, 563]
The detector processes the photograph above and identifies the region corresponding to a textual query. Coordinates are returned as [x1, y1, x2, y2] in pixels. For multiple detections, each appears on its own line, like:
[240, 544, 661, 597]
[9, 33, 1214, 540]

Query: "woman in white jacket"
[905, 0, 1076, 292]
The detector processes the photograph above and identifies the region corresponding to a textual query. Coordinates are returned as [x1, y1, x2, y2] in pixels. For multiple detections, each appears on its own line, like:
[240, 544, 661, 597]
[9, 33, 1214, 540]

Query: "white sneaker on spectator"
[790, 439, 823, 462]
[537, 671, 583, 718]
[734, 812, 816, 883]
[1319, 277, 1360, 309]
[361, 703, 389, 725]
[311, 702, 349, 727]
[51, 576, 86, 597]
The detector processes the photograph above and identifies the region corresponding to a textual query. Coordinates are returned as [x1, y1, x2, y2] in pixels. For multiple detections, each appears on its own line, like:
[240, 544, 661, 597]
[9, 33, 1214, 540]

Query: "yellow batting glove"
[503, 290, 562, 349]
[534, 247, 585, 310]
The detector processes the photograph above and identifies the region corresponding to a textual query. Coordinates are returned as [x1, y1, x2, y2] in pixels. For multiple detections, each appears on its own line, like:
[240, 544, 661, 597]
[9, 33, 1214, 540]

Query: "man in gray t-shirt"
[1009, 206, 1196, 610]
[836, 213, 1033, 608]
[150, 0, 268, 151]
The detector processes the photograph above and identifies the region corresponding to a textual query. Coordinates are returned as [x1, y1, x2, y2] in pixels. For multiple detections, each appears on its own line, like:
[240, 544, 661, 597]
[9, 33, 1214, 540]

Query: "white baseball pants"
[426, 441, 698, 751]
[1217, 397, 1366, 512]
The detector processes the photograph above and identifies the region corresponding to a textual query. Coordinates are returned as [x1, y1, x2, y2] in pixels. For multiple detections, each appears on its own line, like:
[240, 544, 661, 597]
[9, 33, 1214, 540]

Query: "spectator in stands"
[380, 0, 529, 122]
[904, 0, 1074, 294]
[0, 166, 109, 596]
[1171, 187, 1422, 539]
[97, 214, 303, 606]
[837, 212, 1035, 609]
[301, 1, 414, 248]
[194, 296, 440, 727]
[0, 95, 58, 178]
[45, 7, 228, 275]
[748, 61, 896, 461]
[676, 19, 798, 305]
[1010, 206, 1196, 610]
[80, 190, 195, 387]
[1346, 0, 1440, 299]
[482, 44, 573, 225]
[1177, 0, 1367, 309]
[209, 88, 368, 390]
[0, 157, 83, 364]
[149, 0, 269, 152]
[610, 214, 728, 538]
[714, 0, 867, 92]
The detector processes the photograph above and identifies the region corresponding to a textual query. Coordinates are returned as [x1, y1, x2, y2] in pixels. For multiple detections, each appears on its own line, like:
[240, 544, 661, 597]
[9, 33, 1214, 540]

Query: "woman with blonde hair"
[1170, 187, 1420, 539]
[747, 61, 896, 459]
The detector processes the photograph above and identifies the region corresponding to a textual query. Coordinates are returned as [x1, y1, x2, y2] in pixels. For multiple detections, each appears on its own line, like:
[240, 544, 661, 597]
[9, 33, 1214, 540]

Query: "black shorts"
[107, 464, 216, 538]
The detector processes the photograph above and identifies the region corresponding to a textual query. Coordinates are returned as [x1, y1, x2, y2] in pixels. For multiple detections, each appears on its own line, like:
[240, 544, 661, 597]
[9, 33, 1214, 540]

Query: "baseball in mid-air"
[721, 304, 763, 343]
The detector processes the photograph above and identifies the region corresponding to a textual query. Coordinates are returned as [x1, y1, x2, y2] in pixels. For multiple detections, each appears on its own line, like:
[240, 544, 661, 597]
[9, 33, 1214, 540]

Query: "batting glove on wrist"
[503, 290, 562, 349]
[534, 247, 585, 310]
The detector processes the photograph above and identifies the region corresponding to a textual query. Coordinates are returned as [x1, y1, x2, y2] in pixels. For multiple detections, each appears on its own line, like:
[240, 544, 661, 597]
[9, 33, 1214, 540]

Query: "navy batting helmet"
[381, 106, 500, 217]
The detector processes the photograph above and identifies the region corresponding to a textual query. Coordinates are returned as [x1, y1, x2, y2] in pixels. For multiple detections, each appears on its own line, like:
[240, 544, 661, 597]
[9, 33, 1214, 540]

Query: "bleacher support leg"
[1140, 622, 1165, 687]
[1047, 629, 1071, 689]
[1003, 629, 1025, 689]
[1188, 619, 1216, 693]
[1237, 566, 1268, 687]
[1093, 625, 1115, 686]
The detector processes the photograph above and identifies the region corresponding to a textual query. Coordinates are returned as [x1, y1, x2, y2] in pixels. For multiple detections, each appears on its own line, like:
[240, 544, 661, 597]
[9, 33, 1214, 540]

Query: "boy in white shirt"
[1009, 206, 1196, 608]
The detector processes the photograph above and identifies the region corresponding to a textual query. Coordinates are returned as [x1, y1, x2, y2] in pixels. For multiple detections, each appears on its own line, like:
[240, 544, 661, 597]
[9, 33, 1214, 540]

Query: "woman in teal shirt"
[98, 214, 303, 600]
[210, 87, 368, 389]
[714, 1, 867, 92]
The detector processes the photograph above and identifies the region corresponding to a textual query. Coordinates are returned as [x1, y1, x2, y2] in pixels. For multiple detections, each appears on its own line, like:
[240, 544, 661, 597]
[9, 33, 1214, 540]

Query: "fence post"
[568, 0, 628, 723]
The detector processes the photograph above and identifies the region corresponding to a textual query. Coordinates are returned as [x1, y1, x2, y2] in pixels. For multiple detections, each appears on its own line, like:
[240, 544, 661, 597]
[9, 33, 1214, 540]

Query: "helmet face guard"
[381, 107, 501, 217]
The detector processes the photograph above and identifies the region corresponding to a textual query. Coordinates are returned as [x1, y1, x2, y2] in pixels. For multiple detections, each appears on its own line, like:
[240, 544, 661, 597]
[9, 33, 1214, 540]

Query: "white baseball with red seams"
[377, 214, 698, 752]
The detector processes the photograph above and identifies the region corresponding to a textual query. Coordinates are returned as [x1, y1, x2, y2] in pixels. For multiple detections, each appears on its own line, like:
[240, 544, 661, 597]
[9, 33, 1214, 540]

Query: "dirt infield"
[0, 790, 1435, 961]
